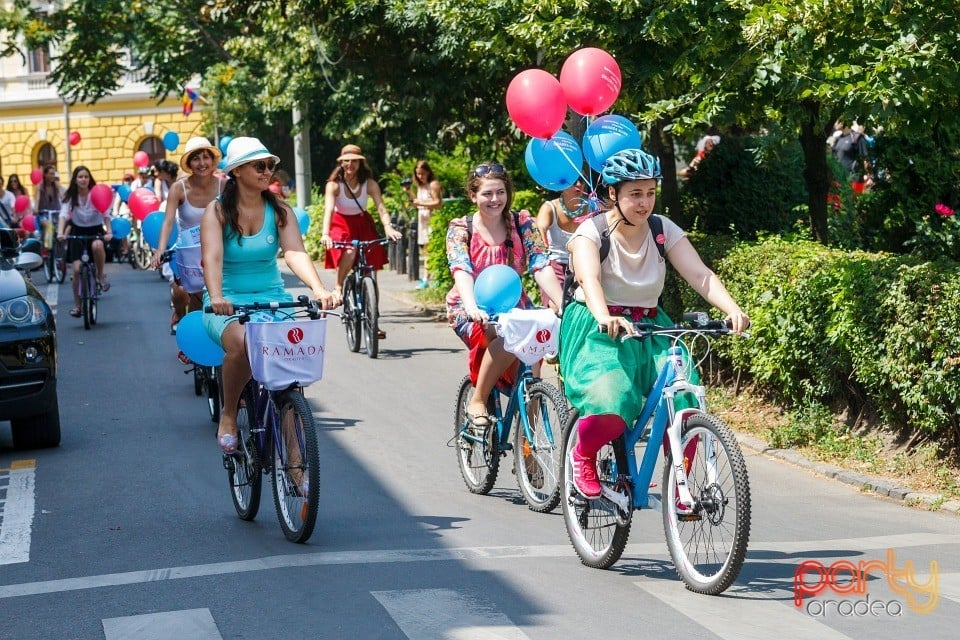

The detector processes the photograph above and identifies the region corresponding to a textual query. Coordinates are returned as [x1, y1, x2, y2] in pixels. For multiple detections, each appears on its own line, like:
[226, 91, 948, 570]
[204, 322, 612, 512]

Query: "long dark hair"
[466, 165, 520, 270]
[64, 166, 96, 209]
[220, 174, 288, 244]
[326, 161, 372, 186]
[413, 160, 436, 187]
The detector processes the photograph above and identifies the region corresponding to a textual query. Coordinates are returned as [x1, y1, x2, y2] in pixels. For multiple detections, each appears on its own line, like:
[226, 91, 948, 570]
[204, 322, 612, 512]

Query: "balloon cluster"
[506, 48, 644, 205]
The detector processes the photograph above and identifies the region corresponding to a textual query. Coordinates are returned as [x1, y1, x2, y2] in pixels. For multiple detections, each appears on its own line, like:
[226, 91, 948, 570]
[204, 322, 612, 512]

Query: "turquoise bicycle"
[560, 313, 751, 594]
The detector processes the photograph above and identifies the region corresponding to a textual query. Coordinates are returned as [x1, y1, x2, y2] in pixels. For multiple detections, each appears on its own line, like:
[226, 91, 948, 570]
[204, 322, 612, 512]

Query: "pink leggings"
[575, 414, 628, 458]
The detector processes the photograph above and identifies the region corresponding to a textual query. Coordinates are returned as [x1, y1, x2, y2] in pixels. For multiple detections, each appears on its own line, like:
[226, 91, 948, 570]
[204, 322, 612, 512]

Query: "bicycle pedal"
[677, 513, 702, 522]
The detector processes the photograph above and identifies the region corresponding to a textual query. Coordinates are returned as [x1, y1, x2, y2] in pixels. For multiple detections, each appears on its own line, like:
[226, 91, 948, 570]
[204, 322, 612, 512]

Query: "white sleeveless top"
[334, 180, 368, 215]
[177, 177, 223, 246]
[545, 201, 574, 264]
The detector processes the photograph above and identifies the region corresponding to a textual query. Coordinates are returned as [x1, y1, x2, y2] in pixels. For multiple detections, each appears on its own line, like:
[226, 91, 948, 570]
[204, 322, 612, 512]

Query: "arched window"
[139, 137, 166, 165]
[37, 143, 57, 170]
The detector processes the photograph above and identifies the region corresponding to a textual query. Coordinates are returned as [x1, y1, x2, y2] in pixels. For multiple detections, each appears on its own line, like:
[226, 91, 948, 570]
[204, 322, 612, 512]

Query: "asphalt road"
[0, 261, 957, 639]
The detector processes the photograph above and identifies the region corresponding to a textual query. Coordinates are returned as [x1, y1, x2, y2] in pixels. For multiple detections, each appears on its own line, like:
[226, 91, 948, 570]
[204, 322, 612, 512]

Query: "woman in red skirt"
[320, 144, 403, 289]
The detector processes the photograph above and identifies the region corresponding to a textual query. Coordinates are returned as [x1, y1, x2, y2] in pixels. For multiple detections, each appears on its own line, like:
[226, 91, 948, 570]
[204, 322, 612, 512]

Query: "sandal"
[376, 329, 387, 340]
[177, 350, 192, 365]
[465, 410, 494, 428]
[218, 433, 238, 454]
[100, 278, 110, 292]
[68, 307, 81, 318]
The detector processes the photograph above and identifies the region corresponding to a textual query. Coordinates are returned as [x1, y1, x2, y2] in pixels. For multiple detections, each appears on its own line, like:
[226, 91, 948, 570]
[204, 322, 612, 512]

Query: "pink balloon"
[505, 69, 567, 139]
[90, 183, 114, 213]
[128, 188, 160, 221]
[133, 151, 150, 168]
[69, 131, 81, 146]
[21, 214, 37, 233]
[14, 195, 31, 213]
[30, 168, 43, 185]
[559, 48, 622, 116]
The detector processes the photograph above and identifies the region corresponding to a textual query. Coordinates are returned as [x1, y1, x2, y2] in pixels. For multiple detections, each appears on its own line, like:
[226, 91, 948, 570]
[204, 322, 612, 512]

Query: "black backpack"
[560, 212, 666, 311]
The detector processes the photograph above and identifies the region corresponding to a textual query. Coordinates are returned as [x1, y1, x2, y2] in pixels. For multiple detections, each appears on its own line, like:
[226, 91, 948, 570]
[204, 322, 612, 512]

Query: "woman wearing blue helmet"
[559, 148, 749, 499]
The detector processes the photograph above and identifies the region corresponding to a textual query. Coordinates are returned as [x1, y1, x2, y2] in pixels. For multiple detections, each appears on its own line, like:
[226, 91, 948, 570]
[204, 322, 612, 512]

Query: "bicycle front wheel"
[271, 390, 320, 543]
[513, 380, 566, 513]
[134, 238, 152, 270]
[453, 375, 500, 494]
[361, 276, 379, 359]
[560, 410, 632, 569]
[53, 240, 67, 284]
[342, 279, 361, 352]
[43, 243, 55, 283]
[662, 412, 750, 594]
[80, 266, 92, 330]
[229, 382, 262, 520]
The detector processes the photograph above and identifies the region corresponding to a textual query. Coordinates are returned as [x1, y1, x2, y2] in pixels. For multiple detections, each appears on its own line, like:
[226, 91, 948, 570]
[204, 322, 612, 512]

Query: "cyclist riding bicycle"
[201, 137, 339, 454]
[151, 137, 226, 349]
[559, 148, 749, 499]
[56, 166, 113, 318]
[445, 163, 564, 429]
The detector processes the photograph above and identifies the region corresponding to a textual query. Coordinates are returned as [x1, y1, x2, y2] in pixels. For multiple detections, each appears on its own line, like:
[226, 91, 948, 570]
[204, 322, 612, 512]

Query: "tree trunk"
[800, 100, 831, 244]
[647, 119, 683, 225]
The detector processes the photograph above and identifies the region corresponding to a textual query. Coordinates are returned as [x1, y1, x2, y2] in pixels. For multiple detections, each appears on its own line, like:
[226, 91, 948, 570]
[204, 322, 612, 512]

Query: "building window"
[37, 143, 57, 170]
[28, 43, 51, 74]
[139, 137, 165, 165]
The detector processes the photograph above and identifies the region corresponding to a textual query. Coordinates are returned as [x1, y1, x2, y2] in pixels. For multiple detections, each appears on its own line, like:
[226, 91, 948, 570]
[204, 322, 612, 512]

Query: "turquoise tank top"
[221, 201, 288, 302]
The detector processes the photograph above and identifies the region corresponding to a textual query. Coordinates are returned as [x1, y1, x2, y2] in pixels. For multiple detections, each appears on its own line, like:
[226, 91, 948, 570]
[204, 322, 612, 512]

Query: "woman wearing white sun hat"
[201, 137, 339, 454]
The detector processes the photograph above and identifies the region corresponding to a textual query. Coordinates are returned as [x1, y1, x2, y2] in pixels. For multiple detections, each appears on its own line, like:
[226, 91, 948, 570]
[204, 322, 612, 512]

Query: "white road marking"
[636, 581, 856, 640]
[102, 608, 221, 640]
[372, 588, 532, 640]
[0, 532, 955, 600]
[0, 461, 36, 566]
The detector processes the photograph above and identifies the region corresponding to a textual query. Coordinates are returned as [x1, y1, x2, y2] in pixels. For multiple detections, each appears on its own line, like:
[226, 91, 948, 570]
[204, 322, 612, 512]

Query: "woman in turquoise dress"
[202, 137, 339, 453]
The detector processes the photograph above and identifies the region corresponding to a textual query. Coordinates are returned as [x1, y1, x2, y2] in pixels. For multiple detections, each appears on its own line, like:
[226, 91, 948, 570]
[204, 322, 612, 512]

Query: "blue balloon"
[293, 207, 310, 235]
[176, 311, 224, 367]
[217, 158, 227, 170]
[141, 211, 166, 250]
[162, 131, 180, 152]
[115, 183, 132, 203]
[111, 217, 132, 239]
[219, 136, 233, 154]
[474, 264, 522, 314]
[582, 115, 643, 172]
[168, 250, 180, 277]
[525, 131, 584, 191]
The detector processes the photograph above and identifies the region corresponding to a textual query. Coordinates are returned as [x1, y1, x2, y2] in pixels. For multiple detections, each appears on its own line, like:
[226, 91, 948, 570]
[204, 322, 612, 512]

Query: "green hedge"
[699, 236, 960, 442]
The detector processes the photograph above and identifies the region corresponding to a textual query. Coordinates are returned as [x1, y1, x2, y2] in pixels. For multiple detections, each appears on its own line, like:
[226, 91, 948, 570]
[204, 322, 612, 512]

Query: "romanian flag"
[182, 87, 199, 116]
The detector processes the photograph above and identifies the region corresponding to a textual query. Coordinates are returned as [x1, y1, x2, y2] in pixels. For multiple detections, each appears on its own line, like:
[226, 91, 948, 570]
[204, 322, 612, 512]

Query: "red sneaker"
[571, 447, 602, 499]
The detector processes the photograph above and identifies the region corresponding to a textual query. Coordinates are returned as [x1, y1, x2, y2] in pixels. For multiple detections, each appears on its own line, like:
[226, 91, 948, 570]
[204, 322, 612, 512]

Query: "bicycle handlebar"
[204, 295, 341, 323]
[598, 312, 746, 337]
[330, 238, 391, 250]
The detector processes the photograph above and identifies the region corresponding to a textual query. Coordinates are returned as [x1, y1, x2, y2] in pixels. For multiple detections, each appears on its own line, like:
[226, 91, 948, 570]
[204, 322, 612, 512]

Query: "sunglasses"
[473, 163, 506, 178]
[251, 159, 278, 173]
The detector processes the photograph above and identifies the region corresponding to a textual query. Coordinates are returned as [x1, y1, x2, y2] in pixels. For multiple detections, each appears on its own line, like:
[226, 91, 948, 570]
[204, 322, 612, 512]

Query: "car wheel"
[11, 401, 62, 449]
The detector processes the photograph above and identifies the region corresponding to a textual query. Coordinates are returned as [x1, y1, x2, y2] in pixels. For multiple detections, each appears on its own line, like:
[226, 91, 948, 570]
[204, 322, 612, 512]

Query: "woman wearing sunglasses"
[320, 144, 403, 290]
[201, 137, 340, 454]
[445, 163, 564, 428]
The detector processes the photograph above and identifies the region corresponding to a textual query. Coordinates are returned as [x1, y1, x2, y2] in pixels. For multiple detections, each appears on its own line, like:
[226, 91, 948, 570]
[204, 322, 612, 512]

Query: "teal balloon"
[582, 115, 642, 172]
[162, 131, 180, 152]
[293, 207, 310, 235]
[111, 217, 131, 239]
[176, 311, 224, 367]
[115, 183, 131, 203]
[141, 211, 165, 250]
[525, 131, 583, 191]
[474, 264, 522, 314]
[219, 136, 233, 154]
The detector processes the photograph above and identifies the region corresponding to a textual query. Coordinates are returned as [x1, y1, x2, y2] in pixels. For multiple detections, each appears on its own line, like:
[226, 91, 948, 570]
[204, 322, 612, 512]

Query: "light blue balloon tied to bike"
[176, 310, 225, 366]
[474, 264, 523, 314]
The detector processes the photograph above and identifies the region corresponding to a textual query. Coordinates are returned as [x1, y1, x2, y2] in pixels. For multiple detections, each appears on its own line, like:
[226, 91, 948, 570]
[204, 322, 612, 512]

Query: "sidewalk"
[373, 266, 959, 515]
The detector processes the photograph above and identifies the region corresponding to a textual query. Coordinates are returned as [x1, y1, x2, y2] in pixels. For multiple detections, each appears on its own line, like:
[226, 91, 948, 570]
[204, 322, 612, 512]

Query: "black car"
[0, 228, 60, 448]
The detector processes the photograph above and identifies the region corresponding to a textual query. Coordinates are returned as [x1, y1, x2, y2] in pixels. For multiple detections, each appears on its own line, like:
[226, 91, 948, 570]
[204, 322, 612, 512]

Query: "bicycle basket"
[497, 308, 560, 365]
[174, 244, 205, 294]
[245, 317, 328, 390]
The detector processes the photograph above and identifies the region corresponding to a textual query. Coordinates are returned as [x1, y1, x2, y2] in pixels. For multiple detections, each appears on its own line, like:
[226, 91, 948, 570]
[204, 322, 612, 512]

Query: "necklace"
[559, 196, 585, 218]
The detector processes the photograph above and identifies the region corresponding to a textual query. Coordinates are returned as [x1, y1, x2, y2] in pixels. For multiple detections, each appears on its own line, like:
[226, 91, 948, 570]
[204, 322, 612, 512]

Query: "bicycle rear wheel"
[271, 389, 320, 543]
[229, 382, 262, 520]
[560, 410, 632, 569]
[53, 240, 67, 284]
[88, 271, 99, 326]
[206, 366, 222, 424]
[361, 276, 379, 359]
[513, 380, 566, 513]
[342, 279, 361, 352]
[662, 412, 750, 594]
[453, 375, 500, 494]
[43, 238, 55, 283]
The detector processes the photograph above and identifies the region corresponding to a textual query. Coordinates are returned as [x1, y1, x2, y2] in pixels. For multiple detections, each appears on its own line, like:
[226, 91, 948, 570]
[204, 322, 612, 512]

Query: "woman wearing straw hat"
[152, 137, 227, 348]
[320, 144, 403, 292]
[201, 137, 339, 454]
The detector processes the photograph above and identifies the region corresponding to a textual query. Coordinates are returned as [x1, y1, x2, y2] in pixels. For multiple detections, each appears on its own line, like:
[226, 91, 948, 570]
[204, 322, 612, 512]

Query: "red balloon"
[69, 131, 81, 146]
[133, 151, 150, 168]
[128, 187, 161, 221]
[30, 168, 43, 185]
[559, 48, 622, 116]
[14, 195, 31, 213]
[505, 69, 567, 140]
[21, 214, 37, 233]
[90, 183, 114, 213]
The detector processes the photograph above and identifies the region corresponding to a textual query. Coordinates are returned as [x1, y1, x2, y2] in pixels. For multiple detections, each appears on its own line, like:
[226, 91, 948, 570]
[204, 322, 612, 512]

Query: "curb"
[735, 433, 958, 515]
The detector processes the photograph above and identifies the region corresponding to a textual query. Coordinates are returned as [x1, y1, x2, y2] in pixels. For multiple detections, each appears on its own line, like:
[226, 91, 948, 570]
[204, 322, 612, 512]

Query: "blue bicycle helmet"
[600, 148, 662, 185]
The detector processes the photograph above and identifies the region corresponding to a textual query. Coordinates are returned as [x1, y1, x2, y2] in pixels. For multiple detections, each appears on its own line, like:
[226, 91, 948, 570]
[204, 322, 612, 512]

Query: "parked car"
[0, 228, 60, 448]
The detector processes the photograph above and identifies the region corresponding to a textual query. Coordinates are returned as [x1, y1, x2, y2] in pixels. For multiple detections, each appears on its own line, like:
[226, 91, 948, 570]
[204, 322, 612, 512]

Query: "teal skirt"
[558, 301, 699, 427]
